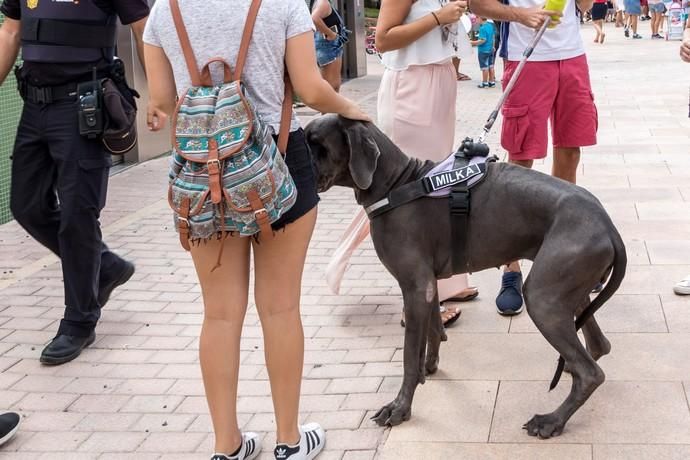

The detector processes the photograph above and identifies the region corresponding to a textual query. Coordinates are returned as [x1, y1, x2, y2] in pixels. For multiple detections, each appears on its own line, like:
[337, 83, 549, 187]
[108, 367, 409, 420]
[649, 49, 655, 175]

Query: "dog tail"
[549, 228, 628, 391]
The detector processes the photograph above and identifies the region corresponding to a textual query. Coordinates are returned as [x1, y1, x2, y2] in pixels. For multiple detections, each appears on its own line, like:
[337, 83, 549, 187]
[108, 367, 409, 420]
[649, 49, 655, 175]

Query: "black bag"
[101, 78, 138, 155]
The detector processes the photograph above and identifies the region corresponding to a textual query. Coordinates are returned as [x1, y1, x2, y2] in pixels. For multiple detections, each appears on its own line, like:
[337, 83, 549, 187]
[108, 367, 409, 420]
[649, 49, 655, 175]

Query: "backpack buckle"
[207, 159, 220, 169]
[254, 208, 267, 218]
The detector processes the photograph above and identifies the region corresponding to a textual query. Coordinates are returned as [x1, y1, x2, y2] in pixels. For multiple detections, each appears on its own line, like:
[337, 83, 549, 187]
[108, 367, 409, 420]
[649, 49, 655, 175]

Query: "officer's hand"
[681, 38, 690, 63]
[147, 106, 168, 132]
[517, 7, 561, 29]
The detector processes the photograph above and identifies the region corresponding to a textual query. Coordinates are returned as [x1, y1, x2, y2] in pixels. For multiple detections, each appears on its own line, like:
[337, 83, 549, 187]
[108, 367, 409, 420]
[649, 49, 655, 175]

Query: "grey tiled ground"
[0, 22, 689, 459]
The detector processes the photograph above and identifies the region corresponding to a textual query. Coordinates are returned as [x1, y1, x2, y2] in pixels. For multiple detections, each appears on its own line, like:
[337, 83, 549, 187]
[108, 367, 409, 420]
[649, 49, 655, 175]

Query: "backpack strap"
[171, 0, 292, 155]
[169, 0, 203, 86]
[234, 0, 262, 82]
[235, 0, 292, 155]
[278, 77, 293, 155]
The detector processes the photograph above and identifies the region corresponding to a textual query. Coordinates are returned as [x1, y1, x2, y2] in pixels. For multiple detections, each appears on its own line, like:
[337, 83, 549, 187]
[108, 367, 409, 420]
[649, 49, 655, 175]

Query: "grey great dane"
[305, 115, 627, 439]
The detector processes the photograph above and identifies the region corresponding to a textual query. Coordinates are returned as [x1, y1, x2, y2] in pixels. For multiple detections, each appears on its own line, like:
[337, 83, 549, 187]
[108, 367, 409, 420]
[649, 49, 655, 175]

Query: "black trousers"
[10, 98, 121, 337]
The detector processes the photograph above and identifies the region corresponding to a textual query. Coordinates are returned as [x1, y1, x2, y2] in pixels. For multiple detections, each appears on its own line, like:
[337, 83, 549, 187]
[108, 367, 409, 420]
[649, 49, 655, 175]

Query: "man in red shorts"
[470, 0, 598, 315]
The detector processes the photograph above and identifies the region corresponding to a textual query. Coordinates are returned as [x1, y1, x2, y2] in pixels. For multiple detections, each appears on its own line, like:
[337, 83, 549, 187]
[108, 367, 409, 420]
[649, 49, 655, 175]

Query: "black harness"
[364, 138, 498, 272]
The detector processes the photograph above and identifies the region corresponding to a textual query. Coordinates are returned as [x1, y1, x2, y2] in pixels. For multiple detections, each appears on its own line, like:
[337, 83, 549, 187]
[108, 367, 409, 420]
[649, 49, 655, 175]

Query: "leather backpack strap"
[278, 74, 293, 155]
[234, 0, 263, 81]
[169, 0, 203, 86]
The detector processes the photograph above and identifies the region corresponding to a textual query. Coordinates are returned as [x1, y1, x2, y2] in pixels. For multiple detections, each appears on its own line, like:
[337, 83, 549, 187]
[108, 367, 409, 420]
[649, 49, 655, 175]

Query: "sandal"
[400, 305, 463, 328]
[456, 73, 471, 81]
[440, 288, 479, 305]
[440, 305, 462, 327]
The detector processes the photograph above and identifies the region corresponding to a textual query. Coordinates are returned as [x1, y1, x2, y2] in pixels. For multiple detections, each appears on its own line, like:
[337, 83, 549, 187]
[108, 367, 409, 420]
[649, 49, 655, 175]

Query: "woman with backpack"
[310, 0, 350, 91]
[143, 1, 368, 459]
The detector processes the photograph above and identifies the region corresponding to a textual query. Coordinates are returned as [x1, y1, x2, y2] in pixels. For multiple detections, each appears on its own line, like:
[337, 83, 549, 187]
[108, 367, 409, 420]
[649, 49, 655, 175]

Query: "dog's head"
[305, 115, 381, 193]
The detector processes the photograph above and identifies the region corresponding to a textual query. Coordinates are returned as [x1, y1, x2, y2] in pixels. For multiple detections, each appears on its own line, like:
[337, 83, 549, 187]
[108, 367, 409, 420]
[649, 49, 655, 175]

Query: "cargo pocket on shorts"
[500, 105, 530, 155]
[590, 91, 599, 133]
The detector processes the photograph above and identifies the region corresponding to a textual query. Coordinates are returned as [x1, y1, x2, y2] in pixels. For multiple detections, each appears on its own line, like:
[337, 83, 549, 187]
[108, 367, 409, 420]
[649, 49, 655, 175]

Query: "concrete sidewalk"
[0, 23, 689, 459]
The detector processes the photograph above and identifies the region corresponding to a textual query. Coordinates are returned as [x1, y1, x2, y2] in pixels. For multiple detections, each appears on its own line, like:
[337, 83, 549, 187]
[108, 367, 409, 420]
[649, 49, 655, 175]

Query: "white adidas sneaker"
[211, 432, 261, 460]
[273, 423, 326, 460]
[674, 276, 690, 295]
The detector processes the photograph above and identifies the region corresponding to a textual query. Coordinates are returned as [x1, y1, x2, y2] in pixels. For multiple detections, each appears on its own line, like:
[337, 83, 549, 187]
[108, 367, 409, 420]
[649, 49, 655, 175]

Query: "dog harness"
[364, 138, 498, 272]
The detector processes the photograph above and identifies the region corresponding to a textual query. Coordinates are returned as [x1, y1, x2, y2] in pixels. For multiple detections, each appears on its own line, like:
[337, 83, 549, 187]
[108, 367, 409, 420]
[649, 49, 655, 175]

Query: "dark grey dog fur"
[305, 115, 627, 439]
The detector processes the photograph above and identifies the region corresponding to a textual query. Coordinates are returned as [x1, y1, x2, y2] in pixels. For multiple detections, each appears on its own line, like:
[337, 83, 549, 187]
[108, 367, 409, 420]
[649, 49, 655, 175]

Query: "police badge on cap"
[27, 0, 38, 9]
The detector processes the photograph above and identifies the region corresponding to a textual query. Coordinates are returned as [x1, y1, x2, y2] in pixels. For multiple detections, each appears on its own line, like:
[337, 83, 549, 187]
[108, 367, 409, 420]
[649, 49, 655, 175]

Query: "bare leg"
[191, 236, 251, 454]
[320, 57, 343, 93]
[593, 19, 603, 41]
[253, 208, 317, 445]
[552, 147, 581, 184]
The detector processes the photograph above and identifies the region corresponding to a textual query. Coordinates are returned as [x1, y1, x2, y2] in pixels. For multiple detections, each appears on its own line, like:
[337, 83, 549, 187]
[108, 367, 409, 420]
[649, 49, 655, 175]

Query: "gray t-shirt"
[143, 0, 314, 133]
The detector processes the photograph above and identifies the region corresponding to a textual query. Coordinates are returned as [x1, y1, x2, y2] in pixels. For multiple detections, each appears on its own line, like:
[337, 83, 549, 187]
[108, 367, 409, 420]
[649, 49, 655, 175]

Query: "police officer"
[0, 0, 149, 365]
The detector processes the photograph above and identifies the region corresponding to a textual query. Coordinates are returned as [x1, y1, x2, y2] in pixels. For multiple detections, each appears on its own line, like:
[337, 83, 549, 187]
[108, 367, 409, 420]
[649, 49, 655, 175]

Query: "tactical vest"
[20, 0, 117, 64]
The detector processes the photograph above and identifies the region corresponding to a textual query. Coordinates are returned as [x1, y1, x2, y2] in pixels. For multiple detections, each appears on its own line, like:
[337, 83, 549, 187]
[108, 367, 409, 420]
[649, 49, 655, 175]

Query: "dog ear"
[344, 121, 380, 190]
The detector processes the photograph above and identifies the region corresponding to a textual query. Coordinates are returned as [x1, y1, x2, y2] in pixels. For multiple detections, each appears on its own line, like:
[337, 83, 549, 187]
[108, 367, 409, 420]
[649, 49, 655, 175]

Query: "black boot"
[98, 259, 135, 307]
[40, 331, 96, 365]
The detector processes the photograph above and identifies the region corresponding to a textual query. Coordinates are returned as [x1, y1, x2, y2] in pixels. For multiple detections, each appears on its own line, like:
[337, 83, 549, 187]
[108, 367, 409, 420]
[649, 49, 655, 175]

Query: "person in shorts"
[143, 1, 368, 458]
[471, 16, 497, 87]
[592, 0, 609, 42]
[624, 0, 644, 37]
[649, 0, 666, 38]
[310, 0, 349, 92]
[469, 0, 599, 315]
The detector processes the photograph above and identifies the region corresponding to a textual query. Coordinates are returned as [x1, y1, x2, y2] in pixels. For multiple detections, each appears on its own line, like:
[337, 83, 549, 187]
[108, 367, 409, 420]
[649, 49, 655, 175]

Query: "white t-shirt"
[500, 0, 585, 62]
[143, 0, 314, 133]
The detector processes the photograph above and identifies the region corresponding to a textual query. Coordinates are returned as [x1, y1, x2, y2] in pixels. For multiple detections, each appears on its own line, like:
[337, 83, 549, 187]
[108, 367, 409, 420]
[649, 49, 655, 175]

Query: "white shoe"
[673, 276, 690, 295]
[212, 432, 261, 460]
[273, 423, 325, 460]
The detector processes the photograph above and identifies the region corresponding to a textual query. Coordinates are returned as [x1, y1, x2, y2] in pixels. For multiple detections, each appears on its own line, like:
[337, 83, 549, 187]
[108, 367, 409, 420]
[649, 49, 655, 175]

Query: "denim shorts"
[478, 52, 495, 70]
[649, 2, 665, 12]
[624, 0, 642, 15]
[314, 31, 348, 67]
[270, 128, 319, 231]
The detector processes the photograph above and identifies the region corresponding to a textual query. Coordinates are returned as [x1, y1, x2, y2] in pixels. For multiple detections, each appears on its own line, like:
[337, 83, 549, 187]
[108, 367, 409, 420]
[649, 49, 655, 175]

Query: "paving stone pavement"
[0, 23, 689, 459]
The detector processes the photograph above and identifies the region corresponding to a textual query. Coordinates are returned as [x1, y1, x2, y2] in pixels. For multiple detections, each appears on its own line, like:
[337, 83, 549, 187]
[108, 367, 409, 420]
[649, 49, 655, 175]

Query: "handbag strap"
[169, 0, 292, 154]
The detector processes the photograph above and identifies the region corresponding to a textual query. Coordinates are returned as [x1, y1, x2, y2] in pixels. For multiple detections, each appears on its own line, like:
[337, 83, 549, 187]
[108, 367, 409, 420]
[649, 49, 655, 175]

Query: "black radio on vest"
[77, 67, 104, 138]
[19, 0, 117, 63]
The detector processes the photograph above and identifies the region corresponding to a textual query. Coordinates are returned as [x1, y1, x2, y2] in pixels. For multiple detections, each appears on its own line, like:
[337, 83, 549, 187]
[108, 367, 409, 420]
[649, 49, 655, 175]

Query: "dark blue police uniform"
[0, 0, 149, 364]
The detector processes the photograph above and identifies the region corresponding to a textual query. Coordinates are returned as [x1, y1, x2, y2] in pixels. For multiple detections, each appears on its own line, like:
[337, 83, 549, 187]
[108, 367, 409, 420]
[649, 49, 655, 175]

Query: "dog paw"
[523, 413, 564, 439]
[425, 356, 439, 375]
[371, 400, 411, 427]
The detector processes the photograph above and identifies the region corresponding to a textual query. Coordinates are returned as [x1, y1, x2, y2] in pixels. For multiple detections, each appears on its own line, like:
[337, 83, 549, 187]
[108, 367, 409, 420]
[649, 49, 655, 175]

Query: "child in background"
[470, 17, 497, 88]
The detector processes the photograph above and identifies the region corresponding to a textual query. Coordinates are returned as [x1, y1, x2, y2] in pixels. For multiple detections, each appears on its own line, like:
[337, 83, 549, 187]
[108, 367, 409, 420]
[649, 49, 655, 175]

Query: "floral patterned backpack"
[167, 0, 296, 263]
